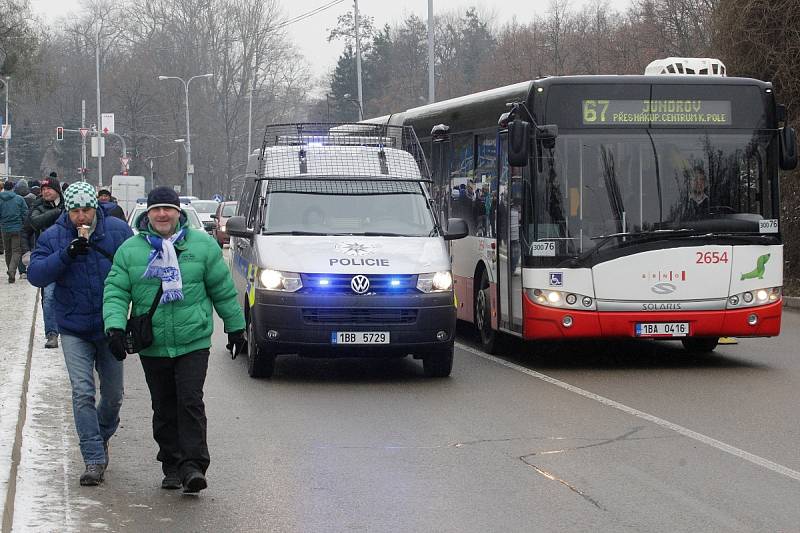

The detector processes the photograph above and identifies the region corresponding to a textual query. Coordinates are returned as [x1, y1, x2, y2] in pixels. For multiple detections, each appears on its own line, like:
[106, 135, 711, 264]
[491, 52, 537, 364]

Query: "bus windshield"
[261, 179, 437, 237]
[528, 130, 774, 256]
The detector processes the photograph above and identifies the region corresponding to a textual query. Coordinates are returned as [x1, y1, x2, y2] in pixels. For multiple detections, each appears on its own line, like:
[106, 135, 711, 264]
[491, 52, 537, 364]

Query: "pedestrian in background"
[26, 172, 65, 348]
[13, 179, 36, 278]
[97, 189, 126, 221]
[0, 180, 29, 283]
[103, 186, 245, 493]
[28, 181, 133, 486]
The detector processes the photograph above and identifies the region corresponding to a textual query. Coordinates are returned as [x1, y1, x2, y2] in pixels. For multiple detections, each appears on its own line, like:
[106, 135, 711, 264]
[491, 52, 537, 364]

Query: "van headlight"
[417, 271, 453, 292]
[258, 269, 303, 292]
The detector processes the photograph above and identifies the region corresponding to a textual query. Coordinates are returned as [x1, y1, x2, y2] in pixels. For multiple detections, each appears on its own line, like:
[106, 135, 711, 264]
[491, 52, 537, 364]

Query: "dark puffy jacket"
[27, 208, 134, 340]
[0, 190, 28, 233]
[100, 200, 126, 221]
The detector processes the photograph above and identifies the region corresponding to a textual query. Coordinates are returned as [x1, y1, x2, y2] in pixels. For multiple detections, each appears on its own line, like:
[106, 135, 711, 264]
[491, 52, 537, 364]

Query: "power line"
[275, 0, 345, 30]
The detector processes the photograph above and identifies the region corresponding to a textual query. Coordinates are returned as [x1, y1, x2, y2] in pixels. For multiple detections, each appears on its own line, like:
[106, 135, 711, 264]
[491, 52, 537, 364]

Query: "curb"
[0, 286, 38, 533]
[783, 296, 800, 310]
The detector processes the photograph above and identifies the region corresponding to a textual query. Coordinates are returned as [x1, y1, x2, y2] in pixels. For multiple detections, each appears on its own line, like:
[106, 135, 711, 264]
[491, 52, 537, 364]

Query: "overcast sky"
[30, 0, 633, 80]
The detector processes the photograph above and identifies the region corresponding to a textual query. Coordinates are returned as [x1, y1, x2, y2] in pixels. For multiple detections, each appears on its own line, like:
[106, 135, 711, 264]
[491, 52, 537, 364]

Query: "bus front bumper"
[521, 294, 782, 340]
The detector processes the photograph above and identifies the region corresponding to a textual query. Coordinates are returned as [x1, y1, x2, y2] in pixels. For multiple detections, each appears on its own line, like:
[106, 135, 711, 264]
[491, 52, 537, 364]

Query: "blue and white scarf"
[142, 228, 186, 304]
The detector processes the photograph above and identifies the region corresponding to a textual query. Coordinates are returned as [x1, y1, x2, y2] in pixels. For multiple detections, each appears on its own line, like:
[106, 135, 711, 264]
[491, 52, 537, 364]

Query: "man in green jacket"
[103, 186, 245, 493]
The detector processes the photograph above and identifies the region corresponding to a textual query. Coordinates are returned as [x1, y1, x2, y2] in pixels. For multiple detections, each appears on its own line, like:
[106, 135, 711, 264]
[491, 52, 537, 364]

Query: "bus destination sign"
[582, 99, 732, 126]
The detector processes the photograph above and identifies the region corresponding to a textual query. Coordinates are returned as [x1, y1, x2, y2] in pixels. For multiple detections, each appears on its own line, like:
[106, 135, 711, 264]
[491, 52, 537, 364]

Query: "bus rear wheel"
[681, 337, 719, 353]
[247, 318, 276, 378]
[474, 269, 498, 353]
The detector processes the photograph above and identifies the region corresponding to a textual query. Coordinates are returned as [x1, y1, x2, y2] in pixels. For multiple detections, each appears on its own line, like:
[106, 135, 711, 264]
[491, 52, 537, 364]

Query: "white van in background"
[110, 175, 145, 217]
[226, 123, 467, 378]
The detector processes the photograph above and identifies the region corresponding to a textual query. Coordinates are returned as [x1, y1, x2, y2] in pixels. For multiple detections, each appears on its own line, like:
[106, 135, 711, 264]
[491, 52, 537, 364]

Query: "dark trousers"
[140, 349, 210, 479]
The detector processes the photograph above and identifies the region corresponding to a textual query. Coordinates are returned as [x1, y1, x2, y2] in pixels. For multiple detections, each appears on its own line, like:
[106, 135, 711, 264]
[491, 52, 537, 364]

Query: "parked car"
[127, 201, 205, 235]
[191, 199, 220, 235]
[211, 200, 238, 247]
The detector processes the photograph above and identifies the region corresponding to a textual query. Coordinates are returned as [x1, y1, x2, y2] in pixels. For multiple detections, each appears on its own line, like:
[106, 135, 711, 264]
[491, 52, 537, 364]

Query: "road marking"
[456, 342, 800, 482]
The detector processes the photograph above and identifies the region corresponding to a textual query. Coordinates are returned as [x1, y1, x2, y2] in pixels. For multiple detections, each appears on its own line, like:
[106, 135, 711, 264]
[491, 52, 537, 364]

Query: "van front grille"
[301, 308, 418, 324]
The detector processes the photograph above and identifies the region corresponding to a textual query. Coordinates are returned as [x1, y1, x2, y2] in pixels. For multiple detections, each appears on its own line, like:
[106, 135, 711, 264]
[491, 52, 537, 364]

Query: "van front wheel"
[247, 319, 276, 378]
[422, 343, 454, 378]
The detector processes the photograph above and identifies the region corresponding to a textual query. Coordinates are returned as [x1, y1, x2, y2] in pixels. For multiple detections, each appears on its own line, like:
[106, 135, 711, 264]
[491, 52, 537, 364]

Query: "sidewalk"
[0, 280, 38, 530]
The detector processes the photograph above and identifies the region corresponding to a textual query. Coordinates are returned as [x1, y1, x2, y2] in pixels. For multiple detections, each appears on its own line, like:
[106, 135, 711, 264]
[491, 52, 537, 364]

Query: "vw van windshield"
[261, 179, 438, 237]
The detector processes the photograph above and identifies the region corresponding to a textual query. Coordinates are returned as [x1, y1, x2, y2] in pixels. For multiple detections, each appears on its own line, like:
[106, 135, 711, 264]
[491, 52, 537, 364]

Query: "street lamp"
[1, 76, 10, 179]
[342, 93, 363, 121]
[158, 73, 213, 196]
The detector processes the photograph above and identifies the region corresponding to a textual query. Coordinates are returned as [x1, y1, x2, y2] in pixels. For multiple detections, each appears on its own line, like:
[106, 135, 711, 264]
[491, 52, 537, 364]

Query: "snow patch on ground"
[0, 281, 38, 516]
[11, 297, 104, 532]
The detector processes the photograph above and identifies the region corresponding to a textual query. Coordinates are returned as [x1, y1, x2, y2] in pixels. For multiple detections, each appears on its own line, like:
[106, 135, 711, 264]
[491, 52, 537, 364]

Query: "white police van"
[226, 123, 467, 378]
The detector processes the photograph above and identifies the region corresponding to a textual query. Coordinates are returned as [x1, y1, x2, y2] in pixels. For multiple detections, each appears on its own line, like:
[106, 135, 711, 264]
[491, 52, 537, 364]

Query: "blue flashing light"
[319, 279, 330, 286]
[390, 279, 401, 287]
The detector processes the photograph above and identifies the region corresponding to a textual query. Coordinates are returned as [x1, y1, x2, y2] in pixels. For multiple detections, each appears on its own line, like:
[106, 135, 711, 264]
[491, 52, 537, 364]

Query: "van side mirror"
[210, 214, 217, 219]
[779, 126, 798, 170]
[538, 124, 558, 150]
[507, 120, 530, 167]
[225, 215, 254, 239]
[444, 218, 468, 240]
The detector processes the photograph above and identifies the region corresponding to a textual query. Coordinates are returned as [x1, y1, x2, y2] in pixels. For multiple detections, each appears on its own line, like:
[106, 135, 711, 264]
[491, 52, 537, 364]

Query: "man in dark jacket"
[28, 181, 133, 486]
[97, 189, 126, 220]
[0, 180, 29, 282]
[26, 173, 65, 348]
[13, 180, 36, 277]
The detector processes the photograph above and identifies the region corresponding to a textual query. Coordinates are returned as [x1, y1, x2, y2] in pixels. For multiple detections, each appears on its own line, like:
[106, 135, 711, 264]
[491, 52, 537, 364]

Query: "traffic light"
[56, 126, 64, 141]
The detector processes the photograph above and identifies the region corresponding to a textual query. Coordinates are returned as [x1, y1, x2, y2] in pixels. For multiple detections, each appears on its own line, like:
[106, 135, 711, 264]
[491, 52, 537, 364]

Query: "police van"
[226, 123, 467, 378]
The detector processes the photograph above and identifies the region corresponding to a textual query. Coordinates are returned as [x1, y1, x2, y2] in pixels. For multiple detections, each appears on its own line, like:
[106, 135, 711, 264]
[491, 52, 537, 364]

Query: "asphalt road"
[14, 311, 800, 532]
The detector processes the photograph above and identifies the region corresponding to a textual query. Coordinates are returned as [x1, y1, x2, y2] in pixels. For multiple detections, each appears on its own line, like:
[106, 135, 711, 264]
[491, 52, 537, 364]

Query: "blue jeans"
[42, 282, 58, 336]
[61, 334, 124, 464]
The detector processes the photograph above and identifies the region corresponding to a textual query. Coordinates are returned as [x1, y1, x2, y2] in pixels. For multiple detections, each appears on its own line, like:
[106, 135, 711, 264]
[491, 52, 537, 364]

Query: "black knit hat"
[147, 186, 181, 211]
[39, 176, 61, 193]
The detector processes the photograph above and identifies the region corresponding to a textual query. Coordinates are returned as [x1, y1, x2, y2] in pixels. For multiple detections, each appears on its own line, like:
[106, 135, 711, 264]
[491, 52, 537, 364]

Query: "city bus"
[367, 59, 798, 353]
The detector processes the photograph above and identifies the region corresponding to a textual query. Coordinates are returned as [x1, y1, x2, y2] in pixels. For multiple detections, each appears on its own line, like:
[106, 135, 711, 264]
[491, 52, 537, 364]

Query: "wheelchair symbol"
[549, 272, 563, 287]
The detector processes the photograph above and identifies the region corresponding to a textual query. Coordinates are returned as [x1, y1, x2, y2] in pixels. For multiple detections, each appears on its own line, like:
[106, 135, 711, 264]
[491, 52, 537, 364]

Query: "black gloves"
[67, 237, 90, 259]
[107, 329, 127, 361]
[226, 330, 246, 359]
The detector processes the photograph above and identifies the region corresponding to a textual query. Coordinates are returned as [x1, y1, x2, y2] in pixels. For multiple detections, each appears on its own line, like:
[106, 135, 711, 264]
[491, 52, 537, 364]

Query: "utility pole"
[3, 76, 10, 178]
[428, 0, 435, 104]
[95, 26, 103, 186]
[81, 99, 87, 181]
[354, 0, 363, 120]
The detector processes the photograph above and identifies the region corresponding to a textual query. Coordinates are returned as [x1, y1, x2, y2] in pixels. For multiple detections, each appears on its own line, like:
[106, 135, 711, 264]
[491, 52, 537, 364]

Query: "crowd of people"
[1, 176, 244, 494]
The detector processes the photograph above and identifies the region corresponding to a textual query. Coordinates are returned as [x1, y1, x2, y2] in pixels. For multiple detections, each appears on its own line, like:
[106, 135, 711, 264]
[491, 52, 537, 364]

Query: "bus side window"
[449, 134, 476, 235]
[475, 133, 498, 238]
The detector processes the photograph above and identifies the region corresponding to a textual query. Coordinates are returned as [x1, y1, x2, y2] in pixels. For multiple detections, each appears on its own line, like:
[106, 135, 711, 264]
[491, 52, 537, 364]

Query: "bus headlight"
[417, 271, 453, 292]
[526, 288, 596, 310]
[258, 269, 303, 292]
[727, 287, 780, 308]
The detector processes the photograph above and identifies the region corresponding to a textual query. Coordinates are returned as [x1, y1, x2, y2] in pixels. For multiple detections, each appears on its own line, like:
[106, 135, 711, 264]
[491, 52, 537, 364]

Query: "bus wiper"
[567, 229, 698, 266]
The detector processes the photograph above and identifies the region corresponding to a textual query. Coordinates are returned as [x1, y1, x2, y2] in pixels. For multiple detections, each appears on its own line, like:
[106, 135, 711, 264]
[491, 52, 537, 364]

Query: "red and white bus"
[369, 59, 798, 353]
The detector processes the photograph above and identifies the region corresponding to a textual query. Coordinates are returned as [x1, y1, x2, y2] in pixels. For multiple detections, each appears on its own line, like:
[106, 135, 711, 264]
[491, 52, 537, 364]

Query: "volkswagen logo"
[651, 282, 677, 295]
[350, 275, 370, 294]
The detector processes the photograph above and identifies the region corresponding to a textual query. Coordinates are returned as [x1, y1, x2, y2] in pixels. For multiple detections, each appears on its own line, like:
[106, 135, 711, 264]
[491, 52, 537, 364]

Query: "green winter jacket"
[103, 212, 245, 357]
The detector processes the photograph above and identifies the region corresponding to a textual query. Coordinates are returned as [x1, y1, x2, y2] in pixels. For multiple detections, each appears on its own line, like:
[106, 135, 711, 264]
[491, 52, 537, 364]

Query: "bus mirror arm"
[225, 215, 255, 239]
[779, 125, 798, 170]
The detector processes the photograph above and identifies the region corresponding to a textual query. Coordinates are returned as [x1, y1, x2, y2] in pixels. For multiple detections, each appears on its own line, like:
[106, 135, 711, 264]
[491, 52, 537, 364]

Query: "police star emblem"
[334, 242, 378, 256]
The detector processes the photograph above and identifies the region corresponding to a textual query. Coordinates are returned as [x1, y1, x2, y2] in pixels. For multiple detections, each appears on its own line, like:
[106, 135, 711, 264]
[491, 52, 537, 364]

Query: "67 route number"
[696, 250, 728, 264]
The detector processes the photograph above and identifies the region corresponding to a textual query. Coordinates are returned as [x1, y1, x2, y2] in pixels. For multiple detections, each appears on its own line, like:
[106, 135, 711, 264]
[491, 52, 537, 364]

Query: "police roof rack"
[258, 122, 431, 183]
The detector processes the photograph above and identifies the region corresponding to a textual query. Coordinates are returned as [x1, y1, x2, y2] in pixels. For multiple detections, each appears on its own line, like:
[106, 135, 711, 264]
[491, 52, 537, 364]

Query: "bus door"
[498, 134, 524, 333]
